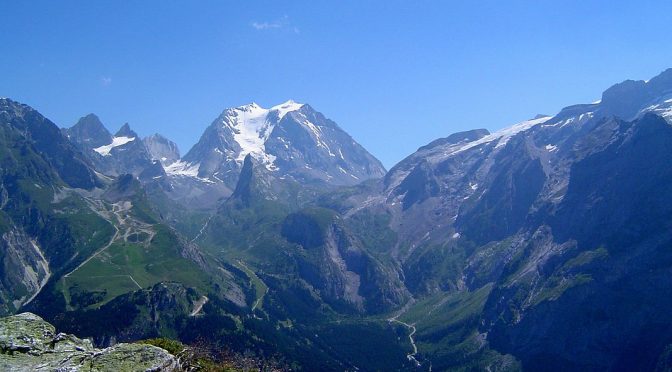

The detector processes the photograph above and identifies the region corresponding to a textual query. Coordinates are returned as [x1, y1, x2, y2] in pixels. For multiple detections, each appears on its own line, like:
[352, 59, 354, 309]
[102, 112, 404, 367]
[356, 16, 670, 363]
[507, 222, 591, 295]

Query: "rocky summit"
[0, 313, 178, 371]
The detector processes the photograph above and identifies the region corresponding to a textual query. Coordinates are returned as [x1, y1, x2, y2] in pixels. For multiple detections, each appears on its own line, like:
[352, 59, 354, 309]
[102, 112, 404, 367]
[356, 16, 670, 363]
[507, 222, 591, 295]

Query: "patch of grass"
[63, 226, 209, 308]
[346, 209, 398, 253]
[65, 273, 141, 308]
[236, 261, 268, 310]
[138, 338, 240, 371]
[563, 246, 608, 269]
[52, 196, 115, 267]
[531, 273, 593, 305]
[138, 337, 186, 355]
[401, 284, 493, 333]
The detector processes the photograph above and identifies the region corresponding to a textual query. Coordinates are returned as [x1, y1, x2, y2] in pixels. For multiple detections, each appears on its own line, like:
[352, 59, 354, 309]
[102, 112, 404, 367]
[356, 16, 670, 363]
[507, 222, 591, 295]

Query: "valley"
[3, 68, 672, 370]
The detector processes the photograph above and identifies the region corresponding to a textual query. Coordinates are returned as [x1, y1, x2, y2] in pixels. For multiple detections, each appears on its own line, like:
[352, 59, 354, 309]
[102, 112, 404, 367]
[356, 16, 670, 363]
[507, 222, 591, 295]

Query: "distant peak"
[645, 68, 672, 91]
[72, 113, 107, 131]
[115, 123, 137, 138]
[146, 133, 167, 140]
[272, 99, 301, 108]
[82, 113, 100, 120]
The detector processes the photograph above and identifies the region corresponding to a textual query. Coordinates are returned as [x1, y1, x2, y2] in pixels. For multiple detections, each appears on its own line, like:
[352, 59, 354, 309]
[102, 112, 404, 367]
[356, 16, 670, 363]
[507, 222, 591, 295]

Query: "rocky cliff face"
[144, 133, 181, 166]
[0, 230, 50, 315]
[480, 113, 672, 370]
[0, 312, 178, 371]
[282, 207, 408, 312]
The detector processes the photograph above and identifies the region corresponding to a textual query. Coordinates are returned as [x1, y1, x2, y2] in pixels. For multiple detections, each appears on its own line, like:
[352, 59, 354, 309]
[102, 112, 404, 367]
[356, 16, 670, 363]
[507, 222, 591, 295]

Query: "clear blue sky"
[2, 1, 671, 168]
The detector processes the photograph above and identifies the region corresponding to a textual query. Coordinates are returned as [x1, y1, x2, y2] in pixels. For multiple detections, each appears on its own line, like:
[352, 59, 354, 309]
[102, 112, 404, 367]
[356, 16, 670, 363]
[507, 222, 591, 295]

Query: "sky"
[2, 1, 672, 168]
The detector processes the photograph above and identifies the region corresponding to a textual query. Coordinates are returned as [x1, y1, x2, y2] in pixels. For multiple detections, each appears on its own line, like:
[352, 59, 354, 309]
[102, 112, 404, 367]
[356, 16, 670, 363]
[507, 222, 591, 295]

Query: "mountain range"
[2, 69, 672, 371]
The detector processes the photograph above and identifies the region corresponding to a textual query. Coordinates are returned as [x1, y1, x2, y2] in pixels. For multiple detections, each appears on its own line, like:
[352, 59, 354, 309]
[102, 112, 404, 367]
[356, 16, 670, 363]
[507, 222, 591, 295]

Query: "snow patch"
[164, 160, 201, 177]
[641, 98, 672, 119]
[444, 116, 552, 157]
[271, 99, 304, 120]
[93, 136, 135, 156]
[578, 112, 593, 121]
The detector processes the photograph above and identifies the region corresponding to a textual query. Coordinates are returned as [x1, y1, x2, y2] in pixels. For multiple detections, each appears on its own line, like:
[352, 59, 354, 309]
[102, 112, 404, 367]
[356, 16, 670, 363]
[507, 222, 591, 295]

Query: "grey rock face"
[0, 312, 178, 371]
[0, 230, 50, 316]
[283, 211, 408, 312]
[143, 133, 180, 166]
[62, 113, 113, 149]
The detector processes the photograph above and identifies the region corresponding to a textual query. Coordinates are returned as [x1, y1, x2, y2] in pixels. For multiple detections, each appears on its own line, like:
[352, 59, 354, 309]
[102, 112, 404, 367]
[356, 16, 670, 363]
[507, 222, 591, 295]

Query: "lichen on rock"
[0, 312, 179, 371]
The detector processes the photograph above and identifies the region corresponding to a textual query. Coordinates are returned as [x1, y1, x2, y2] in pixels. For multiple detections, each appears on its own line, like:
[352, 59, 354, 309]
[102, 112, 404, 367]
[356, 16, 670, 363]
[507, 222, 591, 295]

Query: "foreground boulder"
[0, 312, 178, 371]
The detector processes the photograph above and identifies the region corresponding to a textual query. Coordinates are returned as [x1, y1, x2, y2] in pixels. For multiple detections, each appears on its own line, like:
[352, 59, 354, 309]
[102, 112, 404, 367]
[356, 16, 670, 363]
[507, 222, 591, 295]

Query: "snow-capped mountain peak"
[179, 100, 385, 191]
[218, 100, 305, 167]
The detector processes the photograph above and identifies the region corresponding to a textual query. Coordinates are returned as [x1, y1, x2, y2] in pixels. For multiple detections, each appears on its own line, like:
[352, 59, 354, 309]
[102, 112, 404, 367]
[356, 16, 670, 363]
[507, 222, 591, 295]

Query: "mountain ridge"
[3, 68, 672, 370]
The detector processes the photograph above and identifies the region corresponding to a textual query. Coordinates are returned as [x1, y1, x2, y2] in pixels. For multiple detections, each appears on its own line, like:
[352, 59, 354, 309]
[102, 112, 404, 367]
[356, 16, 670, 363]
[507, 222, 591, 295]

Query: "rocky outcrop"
[0, 312, 179, 371]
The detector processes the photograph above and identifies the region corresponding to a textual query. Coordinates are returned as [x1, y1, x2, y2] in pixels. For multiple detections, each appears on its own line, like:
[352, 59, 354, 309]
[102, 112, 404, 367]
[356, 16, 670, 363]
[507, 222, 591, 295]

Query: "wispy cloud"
[250, 15, 299, 33]
[251, 20, 283, 30]
[100, 76, 112, 87]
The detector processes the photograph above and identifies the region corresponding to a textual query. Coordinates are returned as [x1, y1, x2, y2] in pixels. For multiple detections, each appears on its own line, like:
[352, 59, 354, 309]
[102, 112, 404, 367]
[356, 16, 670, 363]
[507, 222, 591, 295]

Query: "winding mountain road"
[388, 316, 421, 367]
[387, 299, 422, 367]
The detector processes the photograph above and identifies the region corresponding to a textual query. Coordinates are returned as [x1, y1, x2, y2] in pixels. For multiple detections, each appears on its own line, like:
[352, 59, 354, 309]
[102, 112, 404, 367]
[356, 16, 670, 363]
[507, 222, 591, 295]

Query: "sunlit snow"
[221, 100, 304, 169]
[93, 136, 135, 156]
[164, 160, 200, 177]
